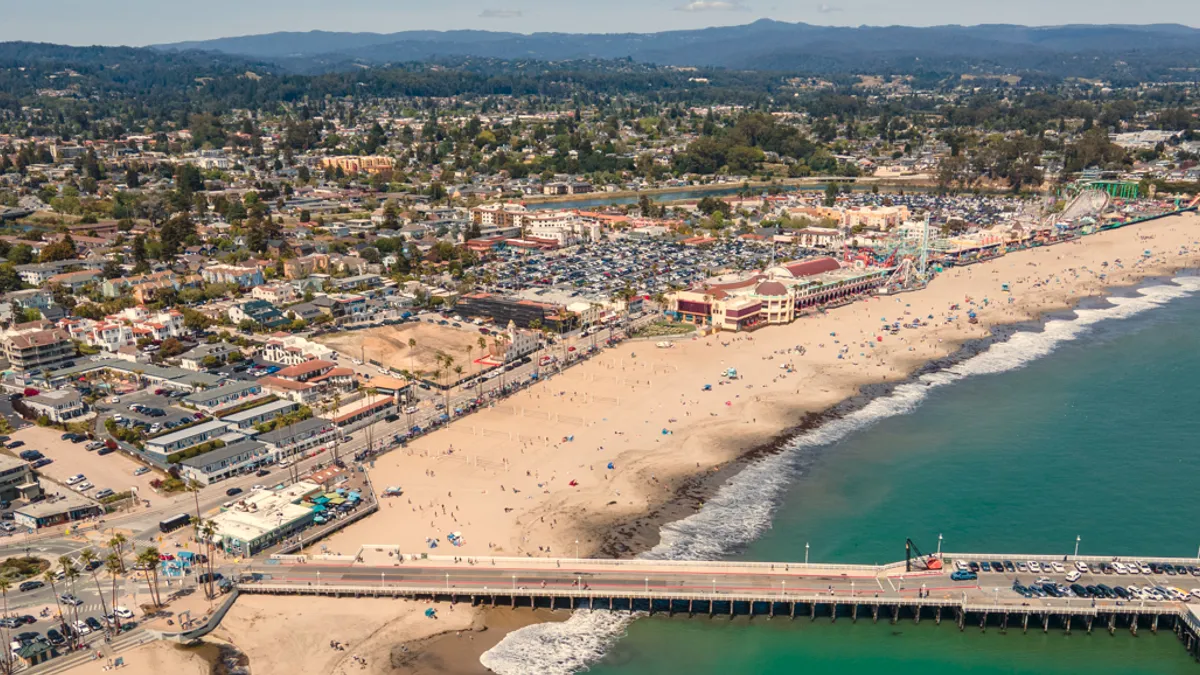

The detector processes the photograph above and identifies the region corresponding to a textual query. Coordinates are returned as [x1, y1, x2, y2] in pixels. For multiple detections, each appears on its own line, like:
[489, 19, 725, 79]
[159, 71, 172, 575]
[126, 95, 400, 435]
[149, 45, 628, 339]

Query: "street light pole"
[937, 533, 943, 558]
[445, 573, 449, 591]
[712, 579, 716, 595]
[644, 578, 648, 593]
[805, 542, 809, 566]
[575, 540, 579, 559]
[1074, 535, 1081, 559]
[381, 573, 384, 588]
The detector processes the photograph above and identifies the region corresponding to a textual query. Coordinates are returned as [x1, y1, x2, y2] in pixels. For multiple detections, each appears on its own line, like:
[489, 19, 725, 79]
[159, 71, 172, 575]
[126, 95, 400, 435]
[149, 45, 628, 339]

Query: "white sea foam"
[479, 277, 1200, 675]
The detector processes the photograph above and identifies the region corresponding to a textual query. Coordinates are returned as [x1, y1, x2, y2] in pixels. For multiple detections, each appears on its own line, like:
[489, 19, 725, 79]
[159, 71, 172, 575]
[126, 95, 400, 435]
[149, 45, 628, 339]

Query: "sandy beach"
[58, 211, 1200, 675]
[314, 212, 1200, 566]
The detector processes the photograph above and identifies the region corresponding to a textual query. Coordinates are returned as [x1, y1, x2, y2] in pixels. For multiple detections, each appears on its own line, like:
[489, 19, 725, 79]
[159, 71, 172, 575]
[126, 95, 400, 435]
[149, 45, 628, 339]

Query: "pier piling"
[852, 603, 858, 623]
[891, 605, 898, 625]
[936, 607, 942, 625]
[1153, 615, 1160, 635]
[1022, 613, 1028, 634]
[873, 605, 879, 624]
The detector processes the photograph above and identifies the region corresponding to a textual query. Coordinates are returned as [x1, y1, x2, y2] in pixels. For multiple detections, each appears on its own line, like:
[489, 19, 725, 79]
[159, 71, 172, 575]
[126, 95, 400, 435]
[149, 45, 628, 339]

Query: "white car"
[1138, 562, 1152, 575]
[1074, 561, 1090, 573]
[252, 484, 264, 491]
[73, 620, 90, 635]
[1027, 561, 1041, 573]
[108, 396, 120, 404]
[1066, 570, 1082, 582]
[1050, 562, 1065, 573]
[403, 406, 419, 414]
[65, 474, 86, 485]
[114, 606, 134, 619]
[1113, 562, 1128, 575]
[76, 482, 94, 491]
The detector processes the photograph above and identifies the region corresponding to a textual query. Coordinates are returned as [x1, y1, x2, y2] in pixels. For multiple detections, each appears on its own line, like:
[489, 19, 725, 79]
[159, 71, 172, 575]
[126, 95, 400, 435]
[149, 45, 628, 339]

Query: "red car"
[159, 554, 175, 561]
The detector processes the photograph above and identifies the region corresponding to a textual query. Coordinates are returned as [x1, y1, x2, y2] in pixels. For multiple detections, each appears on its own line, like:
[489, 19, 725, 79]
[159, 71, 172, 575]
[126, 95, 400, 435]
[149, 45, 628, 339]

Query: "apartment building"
[1, 325, 75, 374]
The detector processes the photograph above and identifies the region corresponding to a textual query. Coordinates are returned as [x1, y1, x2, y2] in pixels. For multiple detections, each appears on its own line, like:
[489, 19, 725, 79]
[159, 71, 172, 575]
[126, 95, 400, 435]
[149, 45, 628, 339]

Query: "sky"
[2, 0, 1197, 46]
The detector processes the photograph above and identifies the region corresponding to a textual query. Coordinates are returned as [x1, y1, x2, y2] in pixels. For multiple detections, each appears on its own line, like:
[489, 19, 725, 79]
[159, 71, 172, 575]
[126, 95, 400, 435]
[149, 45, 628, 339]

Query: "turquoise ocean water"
[484, 275, 1200, 675]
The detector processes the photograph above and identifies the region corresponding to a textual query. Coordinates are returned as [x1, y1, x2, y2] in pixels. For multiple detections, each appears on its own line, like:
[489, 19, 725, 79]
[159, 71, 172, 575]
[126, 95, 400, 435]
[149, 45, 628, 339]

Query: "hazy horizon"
[2, 1, 1198, 48]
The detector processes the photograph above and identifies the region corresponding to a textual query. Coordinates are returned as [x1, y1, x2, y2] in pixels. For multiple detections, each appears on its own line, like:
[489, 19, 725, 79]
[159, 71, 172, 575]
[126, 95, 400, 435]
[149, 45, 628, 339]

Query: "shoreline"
[589, 270, 1191, 564]
[171, 212, 1200, 675]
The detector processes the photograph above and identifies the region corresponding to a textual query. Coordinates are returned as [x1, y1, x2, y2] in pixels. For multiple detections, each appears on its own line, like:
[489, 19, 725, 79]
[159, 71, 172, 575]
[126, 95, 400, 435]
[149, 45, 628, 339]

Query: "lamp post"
[512, 575, 516, 591]
[936, 533, 943, 558]
[781, 580, 786, 598]
[1074, 535, 1081, 559]
[712, 578, 716, 595]
[445, 573, 449, 591]
[645, 578, 649, 593]
[316, 571, 321, 587]
[381, 573, 385, 588]
[850, 581, 855, 597]
[575, 540, 579, 560]
[805, 542, 809, 566]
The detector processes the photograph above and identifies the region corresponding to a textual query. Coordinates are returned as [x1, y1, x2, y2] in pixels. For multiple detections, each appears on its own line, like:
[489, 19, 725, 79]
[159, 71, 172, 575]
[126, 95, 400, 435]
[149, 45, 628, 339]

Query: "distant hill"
[153, 20, 1200, 76]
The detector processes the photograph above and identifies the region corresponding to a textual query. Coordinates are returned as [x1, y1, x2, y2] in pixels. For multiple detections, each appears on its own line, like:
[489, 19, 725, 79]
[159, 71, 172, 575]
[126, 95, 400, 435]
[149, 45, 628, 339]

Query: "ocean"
[481, 273, 1200, 675]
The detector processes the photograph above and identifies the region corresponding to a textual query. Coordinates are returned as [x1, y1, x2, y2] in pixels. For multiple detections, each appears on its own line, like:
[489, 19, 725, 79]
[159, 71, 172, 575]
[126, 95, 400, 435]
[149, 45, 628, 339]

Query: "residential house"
[178, 342, 239, 371]
[229, 299, 289, 329]
[251, 283, 298, 305]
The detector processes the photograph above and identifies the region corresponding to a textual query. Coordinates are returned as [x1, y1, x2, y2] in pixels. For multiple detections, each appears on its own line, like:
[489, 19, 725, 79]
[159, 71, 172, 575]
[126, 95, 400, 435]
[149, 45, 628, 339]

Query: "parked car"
[225, 487, 243, 497]
[18, 580, 44, 592]
[134, 467, 150, 476]
[94, 489, 115, 500]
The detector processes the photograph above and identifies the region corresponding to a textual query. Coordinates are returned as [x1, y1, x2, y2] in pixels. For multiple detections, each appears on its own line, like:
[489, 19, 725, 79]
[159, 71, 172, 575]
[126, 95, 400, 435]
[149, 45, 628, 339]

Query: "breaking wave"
[479, 276, 1200, 675]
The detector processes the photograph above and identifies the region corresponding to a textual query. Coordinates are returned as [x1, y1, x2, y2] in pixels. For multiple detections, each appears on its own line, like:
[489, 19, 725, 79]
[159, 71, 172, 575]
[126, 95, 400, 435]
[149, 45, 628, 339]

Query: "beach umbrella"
[607, 462, 615, 470]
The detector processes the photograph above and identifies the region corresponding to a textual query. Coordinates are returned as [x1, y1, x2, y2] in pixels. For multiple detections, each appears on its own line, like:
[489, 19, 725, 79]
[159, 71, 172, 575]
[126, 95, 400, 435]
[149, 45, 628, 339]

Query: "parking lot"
[9, 425, 160, 504]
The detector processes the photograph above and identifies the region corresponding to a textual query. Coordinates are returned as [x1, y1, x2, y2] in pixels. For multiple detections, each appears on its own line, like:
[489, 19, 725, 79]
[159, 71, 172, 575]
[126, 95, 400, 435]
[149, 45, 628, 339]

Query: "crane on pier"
[905, 538, 943, 572]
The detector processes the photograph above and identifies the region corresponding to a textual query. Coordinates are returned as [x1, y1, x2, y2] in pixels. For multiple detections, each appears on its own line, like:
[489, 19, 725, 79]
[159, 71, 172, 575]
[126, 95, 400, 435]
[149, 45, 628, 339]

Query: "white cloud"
[676, 0, 749, 12]
[479, 8, 524, 18]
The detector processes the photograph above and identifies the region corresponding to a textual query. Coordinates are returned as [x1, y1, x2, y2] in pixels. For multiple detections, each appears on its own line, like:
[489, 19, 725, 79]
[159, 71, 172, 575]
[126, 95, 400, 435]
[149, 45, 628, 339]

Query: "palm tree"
[137, 548, 163, 608]
[108, 533, 128, 573]
[80, 548, 111, 626]
[407, 338, 417, 376]
[105, 555, 123, 633]
[199, 520, 218, 599]
[43, 570, 66, 636]
[61, 564, 84, 649]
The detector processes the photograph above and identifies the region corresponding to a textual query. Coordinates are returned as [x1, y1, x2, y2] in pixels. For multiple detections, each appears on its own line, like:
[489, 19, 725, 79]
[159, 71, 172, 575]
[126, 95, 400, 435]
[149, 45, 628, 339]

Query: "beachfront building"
[664, 257, 892, 332]
[326, 395, 398, 431]
[206, 481, 321, 556]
